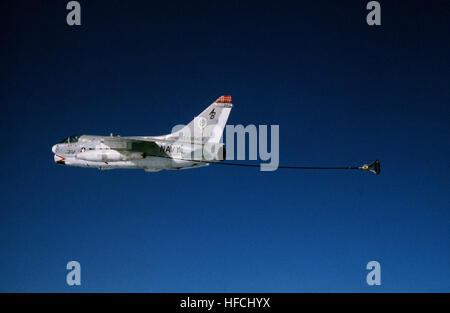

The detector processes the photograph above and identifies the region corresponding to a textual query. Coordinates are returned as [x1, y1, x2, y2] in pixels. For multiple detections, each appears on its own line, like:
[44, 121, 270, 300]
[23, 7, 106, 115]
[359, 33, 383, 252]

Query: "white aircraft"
[52, 95, 233, 172]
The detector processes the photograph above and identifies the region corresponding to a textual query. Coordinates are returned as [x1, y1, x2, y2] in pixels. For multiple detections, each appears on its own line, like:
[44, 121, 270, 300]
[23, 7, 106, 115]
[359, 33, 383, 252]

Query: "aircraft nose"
[54, 154, 66, 164]
[52, 144, 57, 153]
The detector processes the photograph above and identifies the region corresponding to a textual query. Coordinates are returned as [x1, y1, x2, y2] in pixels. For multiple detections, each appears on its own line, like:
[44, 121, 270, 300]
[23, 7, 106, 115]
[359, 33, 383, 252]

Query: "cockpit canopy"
[59, 135, 80, 144]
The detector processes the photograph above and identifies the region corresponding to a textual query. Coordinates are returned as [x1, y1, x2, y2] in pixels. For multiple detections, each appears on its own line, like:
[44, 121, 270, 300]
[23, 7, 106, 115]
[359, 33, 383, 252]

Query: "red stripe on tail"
[216, 95, 232, 103]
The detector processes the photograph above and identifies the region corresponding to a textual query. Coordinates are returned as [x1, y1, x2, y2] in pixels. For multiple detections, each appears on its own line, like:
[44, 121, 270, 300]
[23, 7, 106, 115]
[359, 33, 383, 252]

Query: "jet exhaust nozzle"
[359, 160, 381, 175]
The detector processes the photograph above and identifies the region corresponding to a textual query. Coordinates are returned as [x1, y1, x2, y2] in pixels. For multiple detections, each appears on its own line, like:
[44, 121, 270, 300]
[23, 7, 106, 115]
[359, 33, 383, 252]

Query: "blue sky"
[0, 0, 449, 292]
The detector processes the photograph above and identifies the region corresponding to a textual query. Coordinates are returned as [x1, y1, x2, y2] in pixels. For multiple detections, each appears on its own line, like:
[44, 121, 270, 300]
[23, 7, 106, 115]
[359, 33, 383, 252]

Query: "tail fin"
[162, 95, 233, 144]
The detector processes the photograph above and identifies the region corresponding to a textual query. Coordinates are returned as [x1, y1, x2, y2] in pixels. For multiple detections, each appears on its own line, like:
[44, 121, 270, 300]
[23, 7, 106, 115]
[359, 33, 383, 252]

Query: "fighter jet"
[51, 96, 233, 172]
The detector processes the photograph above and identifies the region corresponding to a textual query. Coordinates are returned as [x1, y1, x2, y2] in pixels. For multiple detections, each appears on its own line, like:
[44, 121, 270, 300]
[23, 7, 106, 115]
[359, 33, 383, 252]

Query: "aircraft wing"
[99, 137, 161, 156]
